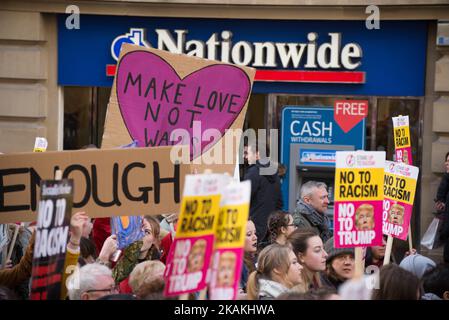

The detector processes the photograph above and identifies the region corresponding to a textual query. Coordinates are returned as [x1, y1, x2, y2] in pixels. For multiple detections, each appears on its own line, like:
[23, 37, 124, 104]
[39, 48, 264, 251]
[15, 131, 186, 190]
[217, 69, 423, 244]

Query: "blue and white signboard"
[280, 106, 365, 210]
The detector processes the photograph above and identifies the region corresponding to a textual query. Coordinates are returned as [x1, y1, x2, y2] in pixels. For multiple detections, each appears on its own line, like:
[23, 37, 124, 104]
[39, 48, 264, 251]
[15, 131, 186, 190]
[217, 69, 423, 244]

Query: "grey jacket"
[293, 200, 333, 242]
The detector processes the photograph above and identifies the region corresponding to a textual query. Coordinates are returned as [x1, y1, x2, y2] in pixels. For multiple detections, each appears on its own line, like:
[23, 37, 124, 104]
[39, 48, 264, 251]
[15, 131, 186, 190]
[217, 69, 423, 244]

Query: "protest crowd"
[1, 43, 449, 303]
[0, 143, 448, 301]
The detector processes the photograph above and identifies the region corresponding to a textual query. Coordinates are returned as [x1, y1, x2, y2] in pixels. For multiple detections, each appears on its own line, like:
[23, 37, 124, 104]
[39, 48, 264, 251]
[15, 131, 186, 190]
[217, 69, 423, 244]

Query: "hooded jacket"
[399, 254, 436, 279]
[244, 159, 283, 241]
[293, 200, 332, 243]
[258, 278, 289, 300]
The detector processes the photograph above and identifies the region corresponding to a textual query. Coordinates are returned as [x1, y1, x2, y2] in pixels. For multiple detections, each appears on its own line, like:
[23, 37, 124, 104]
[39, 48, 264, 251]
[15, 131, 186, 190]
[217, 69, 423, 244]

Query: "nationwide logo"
[106, 28, 366, 83]
[301, 151, 336, 164]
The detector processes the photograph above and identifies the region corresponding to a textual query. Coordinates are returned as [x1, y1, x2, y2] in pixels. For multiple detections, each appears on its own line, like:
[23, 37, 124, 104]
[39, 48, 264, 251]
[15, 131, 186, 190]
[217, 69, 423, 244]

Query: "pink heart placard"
[116, 50, 251, 160]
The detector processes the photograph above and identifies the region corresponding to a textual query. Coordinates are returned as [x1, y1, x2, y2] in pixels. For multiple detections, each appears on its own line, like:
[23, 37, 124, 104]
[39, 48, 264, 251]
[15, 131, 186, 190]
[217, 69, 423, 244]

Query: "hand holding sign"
[334, 100, 368, 133]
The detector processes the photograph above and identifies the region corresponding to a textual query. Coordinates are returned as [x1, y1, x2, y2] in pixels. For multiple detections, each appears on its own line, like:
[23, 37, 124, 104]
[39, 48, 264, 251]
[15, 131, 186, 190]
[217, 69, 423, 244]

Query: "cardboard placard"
[0, 146, 188, 223]
[382, 161, 419, 240]
[163, 174, 227, 297]
[392, 115, 412, 165]
[102, 44, 256, 175]
[334, 151, 385, 248]
[209, 180, 250, 300]
[30, 179, 73, 300]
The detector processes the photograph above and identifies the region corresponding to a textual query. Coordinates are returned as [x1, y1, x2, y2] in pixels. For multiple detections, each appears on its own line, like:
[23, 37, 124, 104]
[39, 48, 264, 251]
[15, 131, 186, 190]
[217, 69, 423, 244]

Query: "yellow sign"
[383, 173, 417, 205]
[335, 168, 384, 202]
[215, 204, 249, 249]
[177, 194, 221, 238]
[393, 126, 411, 148]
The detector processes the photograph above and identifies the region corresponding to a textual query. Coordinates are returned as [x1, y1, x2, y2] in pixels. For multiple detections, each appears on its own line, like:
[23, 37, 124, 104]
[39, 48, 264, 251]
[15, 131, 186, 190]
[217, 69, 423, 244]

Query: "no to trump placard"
[382, 161, 419, 240]
[392, 115, 412, 165]
[164, 174, 227, 297]
[209, 180, 250, 300]
[334, 151, 385, 248]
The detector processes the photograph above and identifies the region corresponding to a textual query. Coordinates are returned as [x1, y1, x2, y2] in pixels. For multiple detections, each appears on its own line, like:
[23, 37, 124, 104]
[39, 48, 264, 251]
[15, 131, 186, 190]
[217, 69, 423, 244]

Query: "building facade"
[1, 0, 449, 260]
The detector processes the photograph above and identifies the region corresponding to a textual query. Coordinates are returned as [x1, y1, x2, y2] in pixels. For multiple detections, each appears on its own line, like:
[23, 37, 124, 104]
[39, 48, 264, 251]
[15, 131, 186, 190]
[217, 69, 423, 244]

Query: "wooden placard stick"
[354, 247, 364, 278]
[383, 235, 394, 266]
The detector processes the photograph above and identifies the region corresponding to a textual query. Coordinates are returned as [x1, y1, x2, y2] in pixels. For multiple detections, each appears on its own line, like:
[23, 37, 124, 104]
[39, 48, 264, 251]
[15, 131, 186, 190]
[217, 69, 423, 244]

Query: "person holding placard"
[239, 219, 258, 295]
[371, 264, 421, 300]
[112, 215, 161, 284]
[434, 151, 449, 263]
[321, 237, 355, 290]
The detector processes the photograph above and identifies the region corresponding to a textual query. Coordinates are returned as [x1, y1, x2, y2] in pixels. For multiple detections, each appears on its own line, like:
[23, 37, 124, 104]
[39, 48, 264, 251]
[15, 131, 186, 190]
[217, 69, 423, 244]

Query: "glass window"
[63, 86, 111, 150]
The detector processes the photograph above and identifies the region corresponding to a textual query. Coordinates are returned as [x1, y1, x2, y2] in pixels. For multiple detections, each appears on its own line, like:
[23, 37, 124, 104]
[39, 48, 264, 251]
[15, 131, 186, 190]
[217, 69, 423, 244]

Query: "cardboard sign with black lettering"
[30, 179, 73, 300]
[0, 146, 188, 223]
[102, 44, 256, 175]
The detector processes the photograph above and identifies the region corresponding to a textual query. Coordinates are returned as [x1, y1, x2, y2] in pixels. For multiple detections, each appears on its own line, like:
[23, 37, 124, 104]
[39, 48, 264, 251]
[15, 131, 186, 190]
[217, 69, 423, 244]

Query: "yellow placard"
[215, 203, 249, 249]
[393, 125, 411, 148]
[383, 173, 417, 205]
[335, 168, 384, 201]
[177, 194, 221, 238]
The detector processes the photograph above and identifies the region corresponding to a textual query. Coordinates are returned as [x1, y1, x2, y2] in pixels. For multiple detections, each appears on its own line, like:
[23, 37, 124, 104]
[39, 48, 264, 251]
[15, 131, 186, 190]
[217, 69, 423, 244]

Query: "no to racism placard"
[209, 180, 251, 300]
[382, 161, 419, 240]
[334, 151, 385, 248]
[163, 174, 227, 297]
[30, 179, 73, 300]
[392, 115, 412, 165]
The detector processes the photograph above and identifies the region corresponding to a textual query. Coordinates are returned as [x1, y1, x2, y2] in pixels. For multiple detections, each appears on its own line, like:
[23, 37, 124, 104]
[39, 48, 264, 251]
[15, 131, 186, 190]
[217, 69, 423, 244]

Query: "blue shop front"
[58, 15, 429, 234]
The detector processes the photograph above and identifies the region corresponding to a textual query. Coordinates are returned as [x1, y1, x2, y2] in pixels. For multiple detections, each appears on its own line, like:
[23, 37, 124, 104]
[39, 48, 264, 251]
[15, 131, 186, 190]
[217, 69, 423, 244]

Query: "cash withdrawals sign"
[382, 161, 419, 240]
[209, 180, 250, 300]
[30, 179, 73, 300]
[392, 115, 412, 165]
[163, 174, 225, 297]
[334, 151, 385, 248]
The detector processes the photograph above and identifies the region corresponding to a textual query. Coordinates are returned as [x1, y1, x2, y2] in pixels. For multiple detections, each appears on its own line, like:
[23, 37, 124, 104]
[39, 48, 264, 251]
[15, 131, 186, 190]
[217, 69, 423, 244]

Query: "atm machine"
[281, 105, 366, 233]
[287, 144, 354, 233]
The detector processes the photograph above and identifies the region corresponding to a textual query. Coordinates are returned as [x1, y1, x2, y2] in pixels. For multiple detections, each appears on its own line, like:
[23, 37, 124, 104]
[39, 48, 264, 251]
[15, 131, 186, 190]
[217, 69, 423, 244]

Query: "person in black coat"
[434, 151, 449, 263]
[243, 144, 283, 242]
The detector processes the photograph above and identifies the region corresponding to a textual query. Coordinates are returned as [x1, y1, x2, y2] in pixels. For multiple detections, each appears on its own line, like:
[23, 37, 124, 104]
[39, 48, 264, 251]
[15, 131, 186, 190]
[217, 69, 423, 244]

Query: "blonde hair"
[246, 243, 293, 300]
[129, 260, 165, 294]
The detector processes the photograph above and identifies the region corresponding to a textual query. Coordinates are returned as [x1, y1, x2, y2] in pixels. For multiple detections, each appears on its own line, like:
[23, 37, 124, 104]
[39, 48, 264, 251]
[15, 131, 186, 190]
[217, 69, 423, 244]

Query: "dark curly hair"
[267, 211, 292, 244]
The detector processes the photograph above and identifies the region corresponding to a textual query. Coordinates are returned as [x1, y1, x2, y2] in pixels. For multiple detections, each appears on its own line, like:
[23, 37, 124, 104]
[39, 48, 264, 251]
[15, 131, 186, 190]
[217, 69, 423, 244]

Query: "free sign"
[334, 100, 368, 133]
